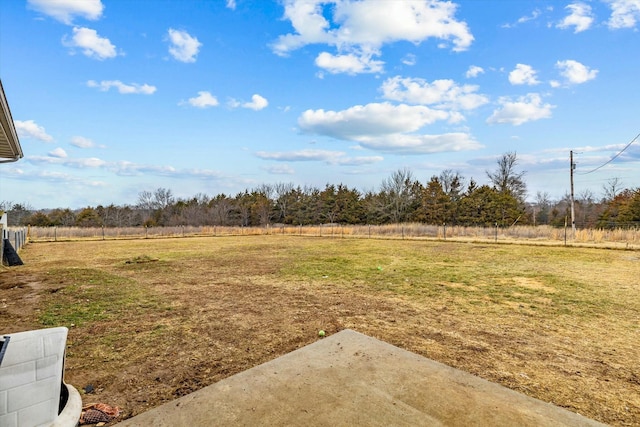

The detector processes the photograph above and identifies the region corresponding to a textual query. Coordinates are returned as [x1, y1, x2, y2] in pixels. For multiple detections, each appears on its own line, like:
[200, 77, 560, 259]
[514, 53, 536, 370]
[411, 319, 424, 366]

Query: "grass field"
[1, 236, 639, 425]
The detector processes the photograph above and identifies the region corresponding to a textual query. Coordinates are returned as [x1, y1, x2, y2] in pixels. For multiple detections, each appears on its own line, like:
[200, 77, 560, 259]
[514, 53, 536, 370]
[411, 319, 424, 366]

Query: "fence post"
[495, 222, 498, 242]
[102, 225, 105, 240]
[54, 227, 57, 242]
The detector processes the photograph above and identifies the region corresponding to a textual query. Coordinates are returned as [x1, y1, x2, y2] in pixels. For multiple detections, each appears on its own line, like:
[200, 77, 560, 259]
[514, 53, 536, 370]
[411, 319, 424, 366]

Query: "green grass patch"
[279, 239, 623, 318]
[39, 267, 161, 327]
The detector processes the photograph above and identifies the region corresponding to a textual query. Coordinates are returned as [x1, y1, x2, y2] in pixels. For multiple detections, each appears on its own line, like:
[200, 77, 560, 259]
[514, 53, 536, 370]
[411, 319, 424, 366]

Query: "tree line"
[2, 152, 639, 230]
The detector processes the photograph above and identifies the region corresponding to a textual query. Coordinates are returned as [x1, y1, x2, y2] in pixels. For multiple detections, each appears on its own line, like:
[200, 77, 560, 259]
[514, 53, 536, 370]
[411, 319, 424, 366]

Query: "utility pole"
[570, 150, 576, 234]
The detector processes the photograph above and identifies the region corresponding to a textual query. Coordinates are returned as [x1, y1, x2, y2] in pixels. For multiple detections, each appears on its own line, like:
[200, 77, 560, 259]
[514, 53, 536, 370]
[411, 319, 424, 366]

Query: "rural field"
[1, 235, 639, 425]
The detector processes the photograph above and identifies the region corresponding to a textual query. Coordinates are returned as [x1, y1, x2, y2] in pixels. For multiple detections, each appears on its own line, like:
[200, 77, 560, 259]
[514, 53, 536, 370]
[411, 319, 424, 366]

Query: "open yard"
[1, 236, 639, 425]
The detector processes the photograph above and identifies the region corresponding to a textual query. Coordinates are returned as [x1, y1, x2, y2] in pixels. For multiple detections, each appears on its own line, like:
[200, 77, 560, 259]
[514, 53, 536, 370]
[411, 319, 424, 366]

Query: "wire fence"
[22, 223, 640, 250]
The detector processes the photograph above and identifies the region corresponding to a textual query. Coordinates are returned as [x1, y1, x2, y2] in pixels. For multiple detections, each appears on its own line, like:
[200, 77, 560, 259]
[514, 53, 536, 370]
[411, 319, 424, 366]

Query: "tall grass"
[24, 223, 639, 249]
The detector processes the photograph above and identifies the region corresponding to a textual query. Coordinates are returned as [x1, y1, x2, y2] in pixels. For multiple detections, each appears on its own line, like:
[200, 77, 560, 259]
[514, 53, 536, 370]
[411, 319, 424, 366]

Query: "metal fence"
[1, 226, 27, 266]
[23, 224, 640, 250]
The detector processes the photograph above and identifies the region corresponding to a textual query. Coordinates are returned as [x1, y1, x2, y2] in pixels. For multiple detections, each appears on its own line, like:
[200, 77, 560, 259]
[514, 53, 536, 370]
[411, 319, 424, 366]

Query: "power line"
[577, 131, 640, 175]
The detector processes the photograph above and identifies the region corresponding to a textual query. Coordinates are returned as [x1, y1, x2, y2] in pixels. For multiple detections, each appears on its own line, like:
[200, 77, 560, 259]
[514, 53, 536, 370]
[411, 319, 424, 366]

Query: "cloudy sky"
[1, 0, 639, 209]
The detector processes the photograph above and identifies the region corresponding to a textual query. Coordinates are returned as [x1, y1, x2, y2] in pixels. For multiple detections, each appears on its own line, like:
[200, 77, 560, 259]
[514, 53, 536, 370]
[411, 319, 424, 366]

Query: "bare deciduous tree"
[380, 168, 416, 223]
[602, 178, 623, 202]
[274, 182, 295, 223]
[487, 151, 527, 202]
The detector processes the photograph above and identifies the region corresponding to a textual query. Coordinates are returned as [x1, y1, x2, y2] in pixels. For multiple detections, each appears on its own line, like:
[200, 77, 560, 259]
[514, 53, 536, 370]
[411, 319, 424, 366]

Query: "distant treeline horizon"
[3, 153, 639, 230]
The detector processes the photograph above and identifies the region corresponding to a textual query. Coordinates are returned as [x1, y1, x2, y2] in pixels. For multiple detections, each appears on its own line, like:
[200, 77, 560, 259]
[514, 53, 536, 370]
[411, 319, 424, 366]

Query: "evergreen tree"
[420, 176, 450, 224]
[75, 207, 103, 227]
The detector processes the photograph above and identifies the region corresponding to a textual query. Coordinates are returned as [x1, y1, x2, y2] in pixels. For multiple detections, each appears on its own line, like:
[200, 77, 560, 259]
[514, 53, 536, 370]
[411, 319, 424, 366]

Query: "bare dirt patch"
[1, 236, 639, 426]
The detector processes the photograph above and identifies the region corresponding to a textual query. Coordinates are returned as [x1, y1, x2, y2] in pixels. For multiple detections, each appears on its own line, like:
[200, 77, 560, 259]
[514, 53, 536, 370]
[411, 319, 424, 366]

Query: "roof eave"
[0, 79, 23, 163]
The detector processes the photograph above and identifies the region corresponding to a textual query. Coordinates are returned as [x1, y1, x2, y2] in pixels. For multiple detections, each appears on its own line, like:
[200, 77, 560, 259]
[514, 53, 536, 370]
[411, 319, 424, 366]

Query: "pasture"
[1, 236, 638, 425]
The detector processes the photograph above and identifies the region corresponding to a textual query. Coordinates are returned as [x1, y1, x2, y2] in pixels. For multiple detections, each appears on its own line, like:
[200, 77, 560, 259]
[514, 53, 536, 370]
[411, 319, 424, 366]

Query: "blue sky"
[1, 0, 639, 209]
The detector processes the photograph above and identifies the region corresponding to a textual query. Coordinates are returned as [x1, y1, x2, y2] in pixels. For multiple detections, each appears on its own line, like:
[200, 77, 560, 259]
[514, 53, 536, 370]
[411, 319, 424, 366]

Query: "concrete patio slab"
[118, 329, 606, 426]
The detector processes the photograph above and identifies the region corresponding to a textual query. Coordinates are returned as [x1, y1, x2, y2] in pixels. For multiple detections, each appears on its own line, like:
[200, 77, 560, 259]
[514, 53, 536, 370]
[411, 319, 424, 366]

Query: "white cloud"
[509, 64, 540, 85]
[356, 133, 482, 154]
[48, 148, 68, 158]
[264, 164, 295, 175]
[87, 80, 157, 94]
[167, 28, 202, 63]
[184, 91, 219, 108]
[556, 59, 598, 84]
[402, 54, 417, 66]
[606, 0, 640, 29]
[70, 136, 95, 148]
[256, 149, 383, 165]
[111, 161, 176, 176]
[21, 155, 234, 183]
[27, 155, 107, 168]
[380, 76, 489, 111]
[243, 94, 269, 111]
[27, 0, 103, 25]
[226, 0, 236, 10]
[502, 8, 542, 28]
[557, 3, 594, 33]
[257, 149, 347, 163]
[69, 157, 107, 168]
[465, 65, 484, 78]
[62, 27, 117, 60]
[299, 103, 452, 140]
[297, 103, 481, 154]
[518, 9, 542, 24]
[336, 155, 384, 165]
[487, 93, 554, 126]
[14, 120, 54, 142]
[315, 51, 384, 74]
[272, 0, 473, 74]
[229, 94, 269, 111]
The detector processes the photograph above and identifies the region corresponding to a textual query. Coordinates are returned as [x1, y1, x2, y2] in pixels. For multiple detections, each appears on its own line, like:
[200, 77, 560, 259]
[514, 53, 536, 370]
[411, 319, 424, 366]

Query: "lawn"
[1, 235, 638, 425]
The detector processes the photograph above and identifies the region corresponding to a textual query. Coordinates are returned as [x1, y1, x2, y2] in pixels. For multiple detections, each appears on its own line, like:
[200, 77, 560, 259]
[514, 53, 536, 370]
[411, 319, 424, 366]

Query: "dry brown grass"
[1, 236, 639, 425]
[26, 223, 640, 249]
